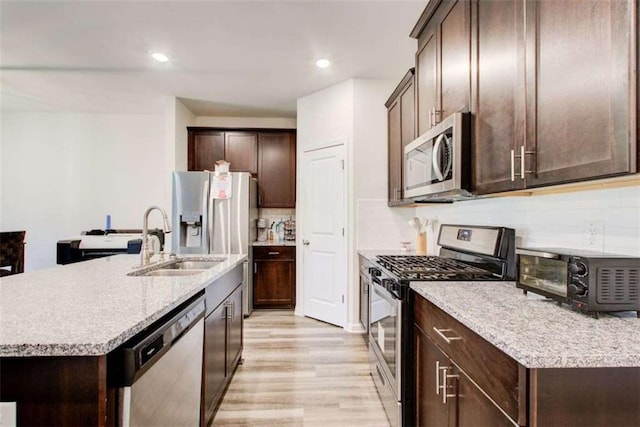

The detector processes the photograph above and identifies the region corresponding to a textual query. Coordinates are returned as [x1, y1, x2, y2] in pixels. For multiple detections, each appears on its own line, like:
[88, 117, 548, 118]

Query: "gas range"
[367, 224, 516, 427]
[370, 225, 516, 301]
[376, 255, 500, 281]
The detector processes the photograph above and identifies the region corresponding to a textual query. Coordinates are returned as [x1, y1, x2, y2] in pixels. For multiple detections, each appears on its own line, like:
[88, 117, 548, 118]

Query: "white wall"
[195, 116, 296, 129]
[357, 185, 640, 257]
[296, 80, 354, 324]
[296, 78, 402, 331]
[296, 80, 354, 152]
[173, 98, 196, 172]
[414, 186, 640, 256]
[350, 79, 396, 330]
[1, 112, 166, 271]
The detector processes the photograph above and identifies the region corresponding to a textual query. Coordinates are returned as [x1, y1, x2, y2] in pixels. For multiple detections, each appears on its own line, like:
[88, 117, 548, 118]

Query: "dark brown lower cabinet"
[412, 291, 640, 427]
[253, 246, 296, 309]
[414, 328, 513, 427]
[203, 301, 227, 424]
[0, 356, 113, 426]
[202, 265, 243, 427]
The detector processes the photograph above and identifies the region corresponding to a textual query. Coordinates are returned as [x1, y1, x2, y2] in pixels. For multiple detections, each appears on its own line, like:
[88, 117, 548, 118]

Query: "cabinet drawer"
[253, 246, 295, 261]
[413, 293, 521, 422]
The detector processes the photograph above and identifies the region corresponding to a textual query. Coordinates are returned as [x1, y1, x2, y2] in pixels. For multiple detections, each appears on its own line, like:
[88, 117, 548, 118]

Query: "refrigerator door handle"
[207, 178, 214, 254]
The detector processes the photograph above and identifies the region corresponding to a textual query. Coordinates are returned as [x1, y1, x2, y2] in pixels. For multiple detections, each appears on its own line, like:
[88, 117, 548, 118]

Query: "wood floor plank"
[213, 311, 390, 427]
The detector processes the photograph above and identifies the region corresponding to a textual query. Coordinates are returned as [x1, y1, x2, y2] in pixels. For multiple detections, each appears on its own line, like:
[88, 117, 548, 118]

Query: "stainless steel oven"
[369, 269, 404, 427]
[403, 112, 471, 201]
[359, 256, 372, 339]
[368, 224, 516, 427]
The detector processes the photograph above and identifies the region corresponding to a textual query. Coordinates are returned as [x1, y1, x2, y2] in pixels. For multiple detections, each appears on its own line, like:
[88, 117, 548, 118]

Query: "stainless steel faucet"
[141, 205, 172, 266]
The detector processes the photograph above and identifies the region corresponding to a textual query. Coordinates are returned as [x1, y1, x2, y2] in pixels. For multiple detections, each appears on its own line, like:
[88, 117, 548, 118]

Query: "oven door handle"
[372, 283, 398, 309]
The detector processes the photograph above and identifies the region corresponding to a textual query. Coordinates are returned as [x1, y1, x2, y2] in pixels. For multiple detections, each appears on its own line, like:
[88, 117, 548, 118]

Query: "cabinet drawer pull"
[441, 366, 459, 404]
[433, 327, 462, 344]
[268, 251, 280, 255]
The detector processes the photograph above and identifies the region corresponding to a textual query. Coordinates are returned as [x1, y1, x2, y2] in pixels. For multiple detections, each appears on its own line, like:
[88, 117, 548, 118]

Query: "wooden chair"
[0, 231, 26, 276]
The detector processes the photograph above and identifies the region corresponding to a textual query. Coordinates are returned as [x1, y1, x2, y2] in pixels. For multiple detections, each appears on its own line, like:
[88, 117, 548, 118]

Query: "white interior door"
[301, 144, 346, 327]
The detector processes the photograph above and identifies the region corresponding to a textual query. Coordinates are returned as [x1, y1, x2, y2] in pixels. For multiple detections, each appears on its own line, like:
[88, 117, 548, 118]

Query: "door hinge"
[341, 159, 344, 170]
[342, 295, 345, 303]
[342, 227, 345, 236]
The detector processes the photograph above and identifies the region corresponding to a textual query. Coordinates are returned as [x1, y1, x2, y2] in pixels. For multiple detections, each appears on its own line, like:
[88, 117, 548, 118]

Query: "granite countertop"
[252, 241, 296, 247]
[411, 281, 640, 369]
[0, 254, 246, 357]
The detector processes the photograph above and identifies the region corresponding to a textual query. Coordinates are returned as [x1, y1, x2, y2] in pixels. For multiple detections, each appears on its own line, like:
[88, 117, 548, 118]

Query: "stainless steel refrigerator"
[172, 171, 258, 316]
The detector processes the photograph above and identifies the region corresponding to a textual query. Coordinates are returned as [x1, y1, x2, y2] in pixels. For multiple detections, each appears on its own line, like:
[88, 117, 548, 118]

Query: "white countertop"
[411, 281, 640, 369]
[0, 254, 246, 357]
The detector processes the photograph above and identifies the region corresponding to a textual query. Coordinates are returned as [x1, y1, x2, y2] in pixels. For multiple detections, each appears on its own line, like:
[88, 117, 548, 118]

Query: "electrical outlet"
[583, 221, 605, 250]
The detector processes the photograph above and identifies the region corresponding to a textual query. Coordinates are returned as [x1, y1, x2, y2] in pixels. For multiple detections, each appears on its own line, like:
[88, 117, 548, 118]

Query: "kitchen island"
[0, 254, 247, 426]
[410, 281, 640, 426]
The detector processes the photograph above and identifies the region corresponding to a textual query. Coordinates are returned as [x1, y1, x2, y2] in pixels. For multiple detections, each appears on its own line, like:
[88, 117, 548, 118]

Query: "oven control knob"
[568, 261, 587, 276]
[569, 281, 588, 297]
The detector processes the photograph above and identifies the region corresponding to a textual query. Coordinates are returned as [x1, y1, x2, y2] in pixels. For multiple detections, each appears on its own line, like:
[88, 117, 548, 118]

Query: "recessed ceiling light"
[315, 59, 331, 69]
[151, 52, 170, 63]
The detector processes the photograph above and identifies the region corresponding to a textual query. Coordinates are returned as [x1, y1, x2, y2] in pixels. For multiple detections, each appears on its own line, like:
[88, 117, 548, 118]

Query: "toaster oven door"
[518, 254, 568, 297]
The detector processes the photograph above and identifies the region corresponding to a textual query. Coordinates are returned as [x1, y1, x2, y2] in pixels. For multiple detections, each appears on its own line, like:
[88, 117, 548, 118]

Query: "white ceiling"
[0, 0, 424, 117]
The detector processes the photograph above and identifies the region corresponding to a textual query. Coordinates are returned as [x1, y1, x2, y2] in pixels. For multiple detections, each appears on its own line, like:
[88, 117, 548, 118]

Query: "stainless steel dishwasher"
[115, 295, 205, 427]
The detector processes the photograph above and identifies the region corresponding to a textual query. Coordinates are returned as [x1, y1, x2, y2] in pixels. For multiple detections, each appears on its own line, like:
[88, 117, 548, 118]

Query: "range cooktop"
[376, 255, 499, 281]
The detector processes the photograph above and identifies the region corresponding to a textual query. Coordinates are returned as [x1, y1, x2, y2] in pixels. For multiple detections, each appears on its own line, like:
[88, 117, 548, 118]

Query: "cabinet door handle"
[302, 240, 310, 246]
[435, 360, 441, 395]
[513, 145, 535, 180]
[433, 327, 462, 344]
[510, 149, 516, 182]
[254, 262, 257, 274]
[440, 366, 459, 404]
[268, 251, 280, 255]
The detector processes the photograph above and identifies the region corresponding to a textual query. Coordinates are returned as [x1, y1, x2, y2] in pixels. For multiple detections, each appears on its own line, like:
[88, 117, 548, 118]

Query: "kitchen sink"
[127, 257, 226, 277]
[142, 269, 205, 277]
[162, 260, 222, 270]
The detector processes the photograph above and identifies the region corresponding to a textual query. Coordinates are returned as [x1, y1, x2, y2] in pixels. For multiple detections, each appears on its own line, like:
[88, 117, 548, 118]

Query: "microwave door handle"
[441, 134, 453, 178]
[432, 134, 445, 181]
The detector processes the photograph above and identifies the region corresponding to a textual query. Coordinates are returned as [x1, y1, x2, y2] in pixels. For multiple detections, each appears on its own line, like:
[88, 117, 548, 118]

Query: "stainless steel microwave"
[403, 112, 471, 201]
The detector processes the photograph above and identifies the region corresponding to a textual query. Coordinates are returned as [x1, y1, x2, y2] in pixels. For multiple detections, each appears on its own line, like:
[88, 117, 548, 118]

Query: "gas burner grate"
[376, 255, 497, 281]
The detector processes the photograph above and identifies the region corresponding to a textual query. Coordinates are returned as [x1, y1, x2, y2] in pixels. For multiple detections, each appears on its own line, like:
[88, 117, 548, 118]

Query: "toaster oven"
[516, 248, 640, 318]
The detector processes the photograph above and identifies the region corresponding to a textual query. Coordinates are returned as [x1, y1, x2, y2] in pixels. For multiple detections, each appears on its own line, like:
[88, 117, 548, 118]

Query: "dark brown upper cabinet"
[225, 131, 258, 174]
[188, 129, 257, 173]
[410, 0, 637, 196]
[386, 69, 415, 206]
[258, 132, 296, 208]
[522, 0, 637, 188]
[188, 128, 296, 208]
[188, 130, 224, 171]
[413, 0, 472, 136]
[471, 0, 526, 194]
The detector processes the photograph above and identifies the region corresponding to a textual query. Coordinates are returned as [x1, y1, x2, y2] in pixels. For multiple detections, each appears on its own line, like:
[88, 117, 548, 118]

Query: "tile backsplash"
[357, 199, 417, 251]
[259, 208, 295, 241]
[357, 185, 640, 256]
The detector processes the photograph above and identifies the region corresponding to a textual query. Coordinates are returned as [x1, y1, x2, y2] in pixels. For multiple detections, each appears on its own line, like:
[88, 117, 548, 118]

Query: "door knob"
[303, 240, 310, 246]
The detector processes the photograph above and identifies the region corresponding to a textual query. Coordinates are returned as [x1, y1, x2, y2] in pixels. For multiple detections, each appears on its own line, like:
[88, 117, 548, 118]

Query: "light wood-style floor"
[213, 310, 390, 426]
